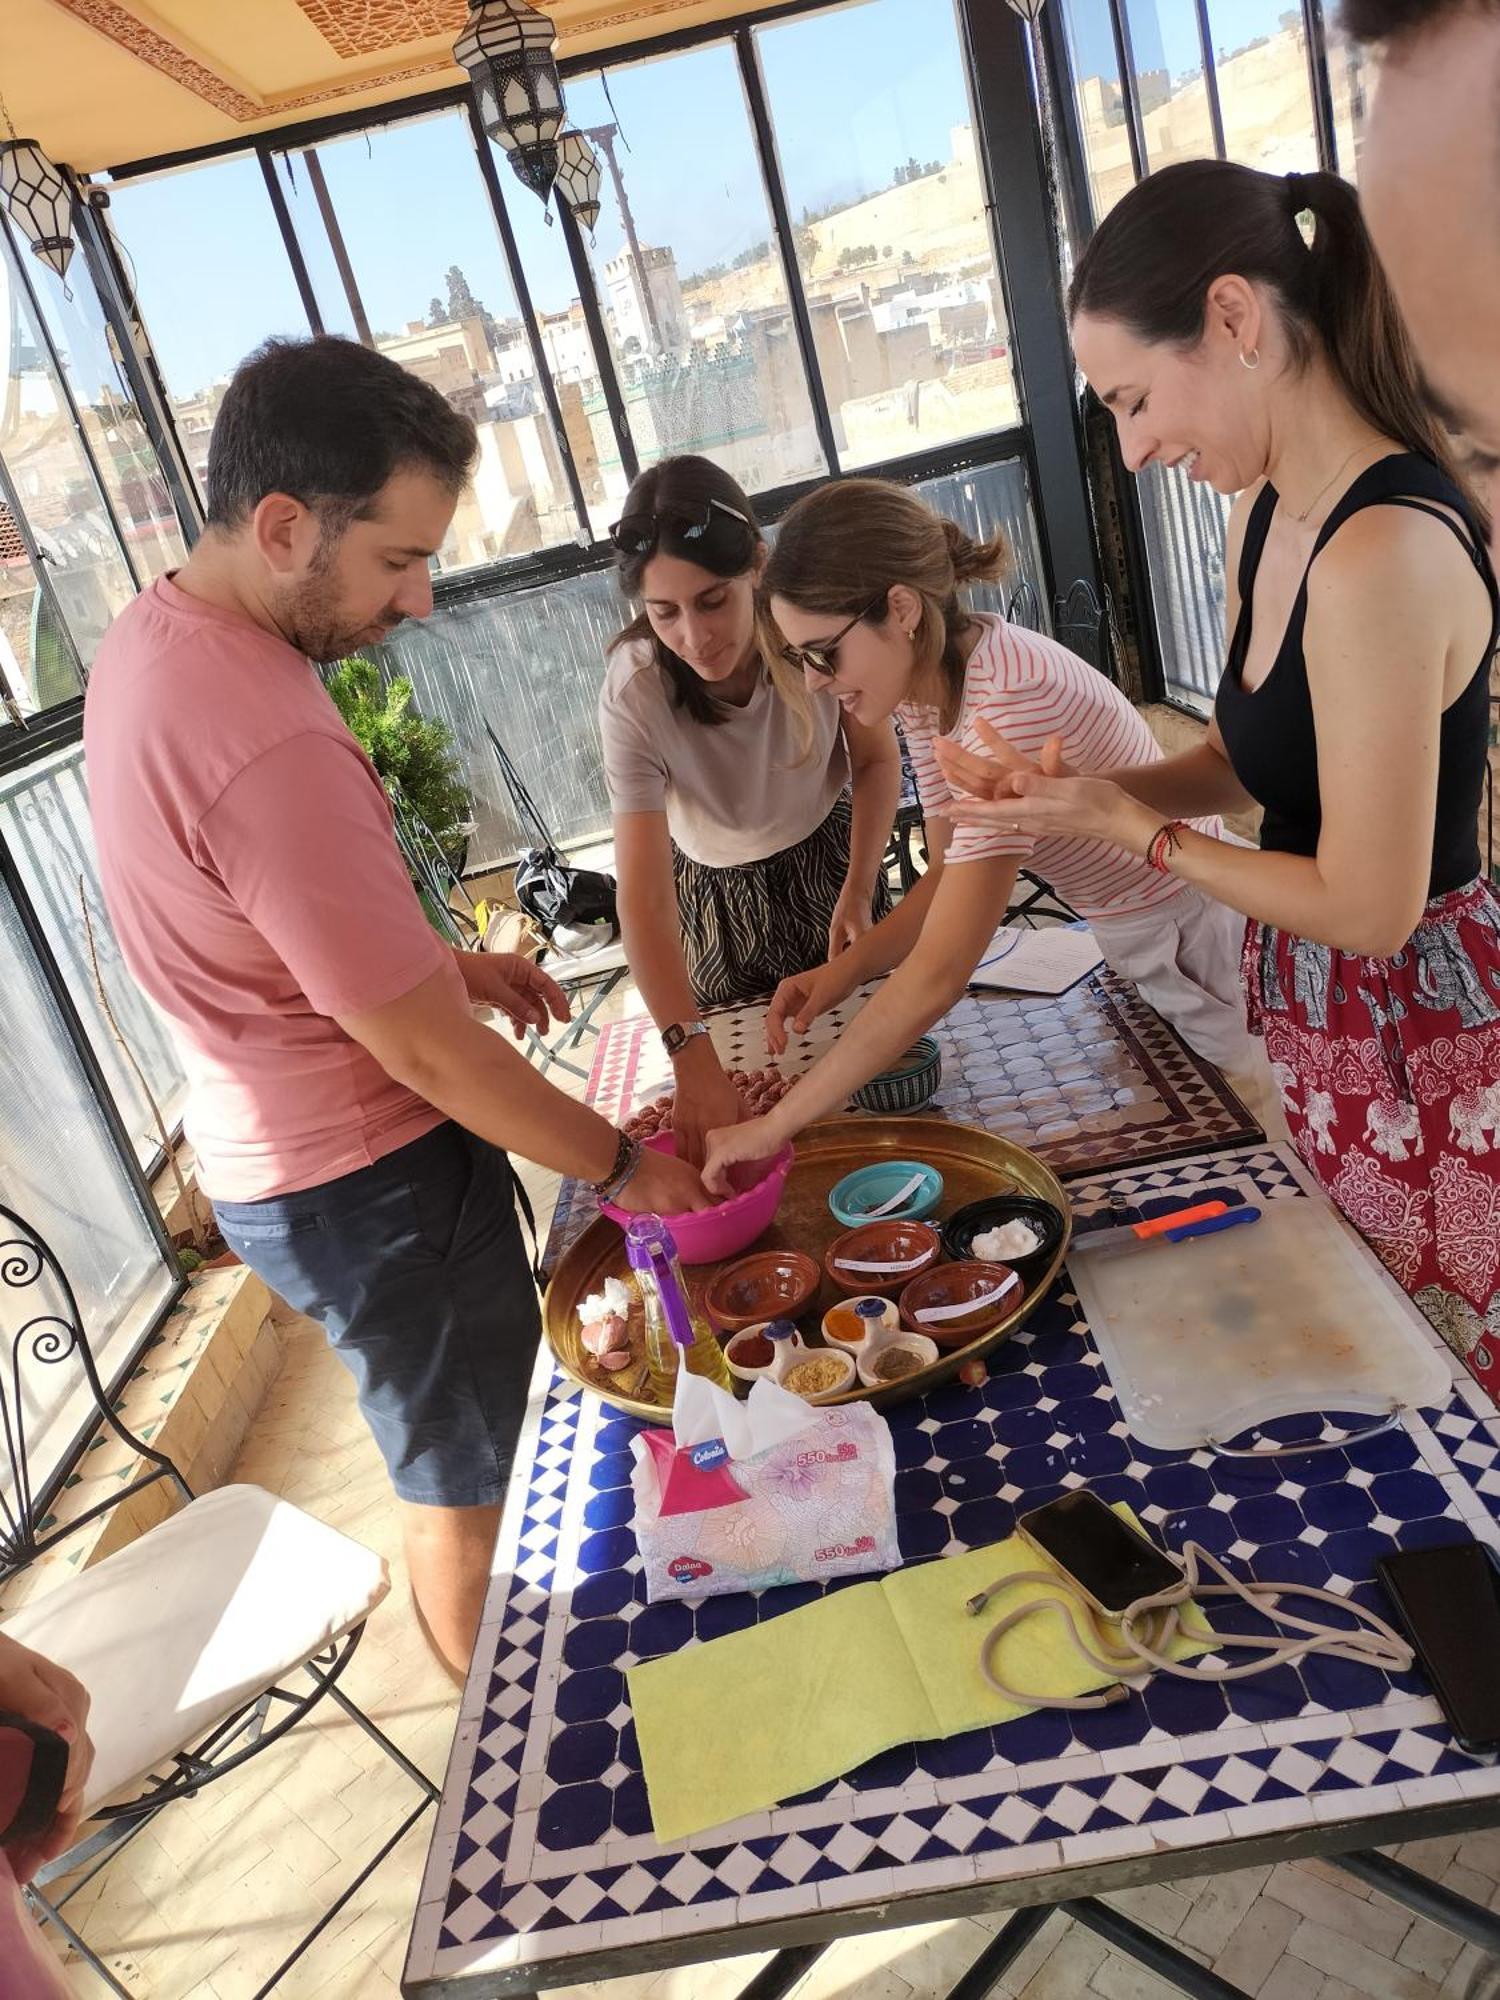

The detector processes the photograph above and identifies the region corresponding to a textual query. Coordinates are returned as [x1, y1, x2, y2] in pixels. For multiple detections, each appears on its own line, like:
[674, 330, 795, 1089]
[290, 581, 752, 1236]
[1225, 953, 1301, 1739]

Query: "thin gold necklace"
[1282, 442, 1368, 525]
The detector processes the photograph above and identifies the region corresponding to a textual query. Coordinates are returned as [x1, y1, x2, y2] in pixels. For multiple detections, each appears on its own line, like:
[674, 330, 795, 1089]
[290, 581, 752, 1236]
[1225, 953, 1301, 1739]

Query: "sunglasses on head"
[779, 593, 888, 678]
[609, 496, 754, 557]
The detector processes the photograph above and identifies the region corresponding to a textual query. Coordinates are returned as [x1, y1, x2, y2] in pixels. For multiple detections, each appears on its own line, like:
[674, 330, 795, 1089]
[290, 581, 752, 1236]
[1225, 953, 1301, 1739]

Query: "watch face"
[664, 1024, 685, 1055]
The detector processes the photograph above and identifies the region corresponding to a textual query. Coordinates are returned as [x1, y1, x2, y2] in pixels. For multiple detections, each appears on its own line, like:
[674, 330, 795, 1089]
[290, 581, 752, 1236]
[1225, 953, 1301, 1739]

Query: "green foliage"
[325, 657, 473, 860]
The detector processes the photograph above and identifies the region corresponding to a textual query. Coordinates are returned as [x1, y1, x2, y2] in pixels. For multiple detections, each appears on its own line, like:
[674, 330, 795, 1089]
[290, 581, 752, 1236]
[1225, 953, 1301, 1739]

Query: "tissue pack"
[629, 1373, 900, 1602]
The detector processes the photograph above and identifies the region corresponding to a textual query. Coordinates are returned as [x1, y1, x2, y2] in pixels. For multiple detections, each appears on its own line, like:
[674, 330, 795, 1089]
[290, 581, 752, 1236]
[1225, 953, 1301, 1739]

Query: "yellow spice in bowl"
[784, 1356, 848, 1397]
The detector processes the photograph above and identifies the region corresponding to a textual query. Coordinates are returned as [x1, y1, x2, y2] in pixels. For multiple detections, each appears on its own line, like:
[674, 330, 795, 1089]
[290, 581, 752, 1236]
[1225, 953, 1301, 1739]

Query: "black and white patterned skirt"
[672, 793, 893, 1010]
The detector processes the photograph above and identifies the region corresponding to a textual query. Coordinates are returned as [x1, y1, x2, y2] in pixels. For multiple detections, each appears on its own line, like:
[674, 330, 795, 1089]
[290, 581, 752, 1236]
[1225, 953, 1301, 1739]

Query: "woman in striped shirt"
[701, 477, 1250, 1191]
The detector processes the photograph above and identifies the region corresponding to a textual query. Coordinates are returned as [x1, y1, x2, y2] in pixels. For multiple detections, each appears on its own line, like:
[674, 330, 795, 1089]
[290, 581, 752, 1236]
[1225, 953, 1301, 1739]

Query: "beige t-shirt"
[598, 638, 849, 868]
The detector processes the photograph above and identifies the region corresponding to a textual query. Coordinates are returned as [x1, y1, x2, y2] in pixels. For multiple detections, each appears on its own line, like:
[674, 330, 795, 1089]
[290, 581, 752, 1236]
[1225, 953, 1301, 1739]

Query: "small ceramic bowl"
[828, 1159, 944, 1228]
[851, 1036, 943, 1116]
[705, 1248, 821, 1335]
[856, 1331, 940, 1389]
[775, 1343, 857, 1403]
[824, 1218, 943, 1297]
[723, 1321, 785, 1384]
[940, 1195, 1066, 1289]
[821, 1295, 900, 1351]
[899, 1260, 1024, 1348]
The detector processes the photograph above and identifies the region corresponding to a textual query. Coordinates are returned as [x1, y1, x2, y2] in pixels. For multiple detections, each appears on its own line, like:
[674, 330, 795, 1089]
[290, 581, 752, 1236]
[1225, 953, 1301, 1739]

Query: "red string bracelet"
[1147, 819, 1189, 873]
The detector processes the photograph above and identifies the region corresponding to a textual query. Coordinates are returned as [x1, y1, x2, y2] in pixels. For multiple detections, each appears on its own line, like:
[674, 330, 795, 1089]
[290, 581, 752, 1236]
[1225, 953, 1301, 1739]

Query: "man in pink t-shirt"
[85, 336, 704, 1680]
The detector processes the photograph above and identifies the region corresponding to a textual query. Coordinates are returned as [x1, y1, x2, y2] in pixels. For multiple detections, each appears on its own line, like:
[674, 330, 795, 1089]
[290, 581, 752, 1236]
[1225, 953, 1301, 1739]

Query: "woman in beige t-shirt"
[599, 456, 901, 1165]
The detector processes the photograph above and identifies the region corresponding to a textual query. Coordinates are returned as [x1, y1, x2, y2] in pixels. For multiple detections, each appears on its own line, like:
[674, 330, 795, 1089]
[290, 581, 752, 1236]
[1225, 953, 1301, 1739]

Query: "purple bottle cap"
[624, 1214, 679, 1269]
[855, 1299, 888, 1319]
[764, 1319, 798, 1342]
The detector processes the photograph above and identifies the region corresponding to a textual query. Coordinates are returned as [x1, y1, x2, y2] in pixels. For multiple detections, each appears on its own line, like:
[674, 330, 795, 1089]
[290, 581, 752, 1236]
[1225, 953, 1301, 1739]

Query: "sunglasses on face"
[609, 496, 754, 557]
[779, 593, 888, 678]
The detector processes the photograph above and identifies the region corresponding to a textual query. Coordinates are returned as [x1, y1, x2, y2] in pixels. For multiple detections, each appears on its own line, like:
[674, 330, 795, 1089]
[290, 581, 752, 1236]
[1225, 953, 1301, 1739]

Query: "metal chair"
[1053, 576, 1124, 686]
[0, 1204, 439, 1997]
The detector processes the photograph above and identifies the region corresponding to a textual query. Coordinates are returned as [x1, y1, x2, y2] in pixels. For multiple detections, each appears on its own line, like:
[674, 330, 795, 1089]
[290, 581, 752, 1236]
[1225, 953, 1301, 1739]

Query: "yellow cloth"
[628, 1507, 1214, 1841]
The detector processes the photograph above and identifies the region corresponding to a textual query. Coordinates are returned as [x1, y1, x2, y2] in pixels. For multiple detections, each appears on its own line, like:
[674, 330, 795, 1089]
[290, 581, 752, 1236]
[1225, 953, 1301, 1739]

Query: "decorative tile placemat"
[409, 1143, 1500, 1992]
[542, 969, 1261, 1274]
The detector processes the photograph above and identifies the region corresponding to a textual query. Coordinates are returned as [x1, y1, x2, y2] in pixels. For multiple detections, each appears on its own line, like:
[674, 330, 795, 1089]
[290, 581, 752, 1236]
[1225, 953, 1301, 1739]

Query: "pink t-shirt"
[901, 616, 1220, 920]
[84, 576, 463, 1202]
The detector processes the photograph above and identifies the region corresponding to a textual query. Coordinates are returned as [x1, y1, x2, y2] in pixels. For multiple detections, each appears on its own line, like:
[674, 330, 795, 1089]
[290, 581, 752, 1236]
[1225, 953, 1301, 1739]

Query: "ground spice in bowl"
[784, 1355, 849, 1397]
[729, 1330, 775, 1369]
[873, 1346, 924, 1382]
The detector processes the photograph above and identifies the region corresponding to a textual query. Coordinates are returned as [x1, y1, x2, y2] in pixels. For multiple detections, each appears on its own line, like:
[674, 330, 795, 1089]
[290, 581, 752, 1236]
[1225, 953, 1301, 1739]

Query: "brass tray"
[543, 1115, 1072, 1421]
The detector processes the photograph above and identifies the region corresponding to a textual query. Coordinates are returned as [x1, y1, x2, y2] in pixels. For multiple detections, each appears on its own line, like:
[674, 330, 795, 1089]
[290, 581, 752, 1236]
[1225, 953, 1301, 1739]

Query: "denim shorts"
[213, 1122, 541, 1508]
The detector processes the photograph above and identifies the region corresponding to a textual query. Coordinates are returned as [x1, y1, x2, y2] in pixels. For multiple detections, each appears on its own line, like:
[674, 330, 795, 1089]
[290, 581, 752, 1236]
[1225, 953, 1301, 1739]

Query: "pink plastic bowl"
[599, 1131, 795, 1264]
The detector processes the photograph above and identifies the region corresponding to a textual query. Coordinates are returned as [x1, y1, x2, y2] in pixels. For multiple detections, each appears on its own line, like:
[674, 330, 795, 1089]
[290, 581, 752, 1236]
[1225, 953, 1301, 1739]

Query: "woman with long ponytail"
[927, 159, 1500, 1400]
[699, 473, 1252, 1188]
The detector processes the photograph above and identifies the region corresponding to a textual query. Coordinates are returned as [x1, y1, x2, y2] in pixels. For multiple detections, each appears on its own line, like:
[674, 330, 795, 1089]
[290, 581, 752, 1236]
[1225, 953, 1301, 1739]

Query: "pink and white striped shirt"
[901, 616, 1216, 921]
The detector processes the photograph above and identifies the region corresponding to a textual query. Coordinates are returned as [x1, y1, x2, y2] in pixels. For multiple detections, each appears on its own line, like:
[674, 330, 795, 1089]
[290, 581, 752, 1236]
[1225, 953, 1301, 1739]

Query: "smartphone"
[1017, 1491, 1183, 1616]
[1377, 1540, 1500, 1754]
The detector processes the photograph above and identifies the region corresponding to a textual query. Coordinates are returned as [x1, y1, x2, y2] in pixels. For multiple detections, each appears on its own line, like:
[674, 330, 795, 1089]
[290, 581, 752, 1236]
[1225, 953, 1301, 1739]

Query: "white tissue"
[667, 1367, 819, 1461]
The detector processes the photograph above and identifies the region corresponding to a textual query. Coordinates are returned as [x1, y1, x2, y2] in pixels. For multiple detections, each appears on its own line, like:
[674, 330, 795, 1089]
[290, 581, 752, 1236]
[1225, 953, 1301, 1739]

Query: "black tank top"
[1215, 452, 1497, 898]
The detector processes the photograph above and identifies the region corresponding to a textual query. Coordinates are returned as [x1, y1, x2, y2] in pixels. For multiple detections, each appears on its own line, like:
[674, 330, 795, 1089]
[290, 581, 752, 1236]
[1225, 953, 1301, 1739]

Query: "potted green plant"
[325, 657, 474, 869]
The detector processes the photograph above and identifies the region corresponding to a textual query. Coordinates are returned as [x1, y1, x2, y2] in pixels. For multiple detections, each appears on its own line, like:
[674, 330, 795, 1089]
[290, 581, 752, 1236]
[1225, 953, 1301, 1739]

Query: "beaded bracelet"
[1146, 818, 1189, 874]
[593, 1129, 641, 1203]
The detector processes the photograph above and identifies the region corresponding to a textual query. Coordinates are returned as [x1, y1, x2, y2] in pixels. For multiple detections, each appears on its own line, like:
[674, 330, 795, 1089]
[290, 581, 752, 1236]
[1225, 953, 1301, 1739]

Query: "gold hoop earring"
[1239, 348, 1261, 371]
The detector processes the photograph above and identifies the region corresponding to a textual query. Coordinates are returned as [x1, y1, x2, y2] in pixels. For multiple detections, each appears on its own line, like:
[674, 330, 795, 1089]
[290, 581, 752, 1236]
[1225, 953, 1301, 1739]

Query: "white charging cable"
[965, 1542, 1414, 1709]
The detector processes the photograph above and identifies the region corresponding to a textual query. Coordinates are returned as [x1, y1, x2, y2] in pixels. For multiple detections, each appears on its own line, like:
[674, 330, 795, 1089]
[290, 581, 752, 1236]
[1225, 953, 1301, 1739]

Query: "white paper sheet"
[968, 922, 1104, 997]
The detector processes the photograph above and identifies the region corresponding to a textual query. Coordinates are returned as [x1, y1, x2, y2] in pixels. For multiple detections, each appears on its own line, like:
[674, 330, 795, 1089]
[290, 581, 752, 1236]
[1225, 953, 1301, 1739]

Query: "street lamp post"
[582, 122, 663, 354]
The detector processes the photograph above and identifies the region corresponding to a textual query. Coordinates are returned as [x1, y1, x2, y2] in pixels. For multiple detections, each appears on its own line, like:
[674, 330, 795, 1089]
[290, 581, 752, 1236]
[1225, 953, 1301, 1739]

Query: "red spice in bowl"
[727, 1328, 775, 1370]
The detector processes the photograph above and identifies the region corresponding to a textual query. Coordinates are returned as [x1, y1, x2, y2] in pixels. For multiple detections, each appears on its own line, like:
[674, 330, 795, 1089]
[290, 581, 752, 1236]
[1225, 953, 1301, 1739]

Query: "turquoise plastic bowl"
[828, 1159, 944, 1229]
[851, 1035, 943, 1116]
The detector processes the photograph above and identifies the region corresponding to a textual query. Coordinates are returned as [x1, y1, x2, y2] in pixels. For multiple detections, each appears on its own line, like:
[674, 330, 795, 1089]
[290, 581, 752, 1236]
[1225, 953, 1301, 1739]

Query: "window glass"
[1124, 0, 1216, 171]
[1061, 0, 1137, 220]
[756, 0, 1020, 467]
[0, 747, 186, 1167]
[1135, 461, 1231, 710]
[493, 159, 621, 542]
[0, 868, 176, 1505]
[0, 245, 135, 678]
[16, 226, 187, 587]
[553, 43, 827, 495]
[1206, 0, 1319, 175]
[1324, 11, 1373, 181]
[278, 110, 582, 567]
[107, 154, 315, 498]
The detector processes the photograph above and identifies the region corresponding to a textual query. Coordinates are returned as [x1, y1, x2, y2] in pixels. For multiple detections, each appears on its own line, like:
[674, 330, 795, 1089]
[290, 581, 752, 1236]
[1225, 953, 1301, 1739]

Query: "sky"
[103, 0, 983, 402]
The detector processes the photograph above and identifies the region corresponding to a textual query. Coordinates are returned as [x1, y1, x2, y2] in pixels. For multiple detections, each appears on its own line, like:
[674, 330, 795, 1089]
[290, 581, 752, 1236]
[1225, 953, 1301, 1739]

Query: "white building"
[604, 243, 688, 358]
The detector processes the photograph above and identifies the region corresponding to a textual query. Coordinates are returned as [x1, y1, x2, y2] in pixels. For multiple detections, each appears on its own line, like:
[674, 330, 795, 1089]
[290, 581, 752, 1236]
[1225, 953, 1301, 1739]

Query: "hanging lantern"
[1004, 0, 1048, 17]
[553, 131, 601, 237]
[454, 0, 564, 204]
[0, 140, 74, 280]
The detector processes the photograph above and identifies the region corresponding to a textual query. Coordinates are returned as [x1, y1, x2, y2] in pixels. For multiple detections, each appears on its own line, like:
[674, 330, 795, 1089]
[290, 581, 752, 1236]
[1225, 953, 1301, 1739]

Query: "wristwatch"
[662, 1020, 710, 1058]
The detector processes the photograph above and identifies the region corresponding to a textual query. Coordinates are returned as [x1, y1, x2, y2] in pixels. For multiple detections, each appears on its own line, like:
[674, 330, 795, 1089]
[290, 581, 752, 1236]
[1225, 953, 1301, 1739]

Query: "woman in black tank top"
[937, 160, 1500, 1405]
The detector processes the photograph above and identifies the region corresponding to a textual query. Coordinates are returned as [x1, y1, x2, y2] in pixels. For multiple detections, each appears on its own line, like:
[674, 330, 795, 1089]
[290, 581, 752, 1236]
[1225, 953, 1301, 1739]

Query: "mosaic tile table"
[407, 1143, 1500, 1997]
[541, 969, 1262, 1275]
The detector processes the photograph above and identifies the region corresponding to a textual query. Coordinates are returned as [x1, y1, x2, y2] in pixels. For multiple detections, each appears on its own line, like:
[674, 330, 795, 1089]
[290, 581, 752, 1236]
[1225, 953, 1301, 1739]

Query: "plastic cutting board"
[1067, 1190, 1451, 1451]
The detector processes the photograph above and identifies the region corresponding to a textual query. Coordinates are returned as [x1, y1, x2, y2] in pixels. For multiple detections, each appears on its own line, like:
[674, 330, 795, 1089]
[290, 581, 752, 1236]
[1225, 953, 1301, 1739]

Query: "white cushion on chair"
[0, 1484, 389, 1816]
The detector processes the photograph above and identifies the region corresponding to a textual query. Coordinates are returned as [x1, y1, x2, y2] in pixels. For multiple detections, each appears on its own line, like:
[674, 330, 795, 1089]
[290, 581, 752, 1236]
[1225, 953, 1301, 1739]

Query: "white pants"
[1091, 885, 1254, 1073]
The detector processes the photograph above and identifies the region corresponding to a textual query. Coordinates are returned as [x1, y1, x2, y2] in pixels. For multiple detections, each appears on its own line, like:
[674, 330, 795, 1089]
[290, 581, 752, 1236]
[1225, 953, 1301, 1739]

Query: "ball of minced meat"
[622, 1068, 790, 1141]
